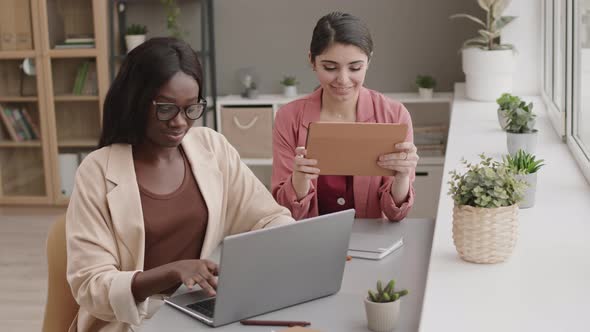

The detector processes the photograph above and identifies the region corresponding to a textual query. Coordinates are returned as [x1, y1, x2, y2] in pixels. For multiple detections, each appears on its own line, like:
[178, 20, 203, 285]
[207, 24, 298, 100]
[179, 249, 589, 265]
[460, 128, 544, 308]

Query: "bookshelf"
[0, 0, 109, 205]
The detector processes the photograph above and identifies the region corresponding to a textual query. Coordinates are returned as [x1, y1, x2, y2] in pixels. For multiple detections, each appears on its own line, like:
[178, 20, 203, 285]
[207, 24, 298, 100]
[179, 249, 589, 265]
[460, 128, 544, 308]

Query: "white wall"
[503, 0, 542, 95]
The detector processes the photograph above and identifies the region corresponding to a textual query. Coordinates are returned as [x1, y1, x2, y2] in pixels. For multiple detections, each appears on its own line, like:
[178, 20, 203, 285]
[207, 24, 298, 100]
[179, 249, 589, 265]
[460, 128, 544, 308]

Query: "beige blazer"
[66, 127, 294, 332]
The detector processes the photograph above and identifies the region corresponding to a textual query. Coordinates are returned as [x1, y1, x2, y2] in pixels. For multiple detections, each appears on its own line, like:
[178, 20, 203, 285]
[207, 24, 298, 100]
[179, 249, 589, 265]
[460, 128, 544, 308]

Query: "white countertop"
[419, 84, 590, 331]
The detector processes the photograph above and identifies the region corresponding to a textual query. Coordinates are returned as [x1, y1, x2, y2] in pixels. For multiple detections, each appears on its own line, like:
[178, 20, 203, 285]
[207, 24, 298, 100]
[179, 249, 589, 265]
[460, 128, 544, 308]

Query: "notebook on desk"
[348, 233, 403, 260]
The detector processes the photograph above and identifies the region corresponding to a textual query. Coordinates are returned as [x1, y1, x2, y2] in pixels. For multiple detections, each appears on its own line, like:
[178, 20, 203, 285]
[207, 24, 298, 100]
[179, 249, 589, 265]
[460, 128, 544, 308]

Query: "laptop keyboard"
[187, 298, 216, 318]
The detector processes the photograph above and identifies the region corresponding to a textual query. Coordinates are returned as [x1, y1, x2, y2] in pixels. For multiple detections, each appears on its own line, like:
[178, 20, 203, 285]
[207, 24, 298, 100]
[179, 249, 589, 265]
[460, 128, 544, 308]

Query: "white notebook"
[347, 233, 404, 260]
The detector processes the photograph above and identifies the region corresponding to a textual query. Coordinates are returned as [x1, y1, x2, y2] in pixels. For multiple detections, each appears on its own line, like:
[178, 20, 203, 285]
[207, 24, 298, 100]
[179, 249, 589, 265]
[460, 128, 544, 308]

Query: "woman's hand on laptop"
[174, 259, 219, 296]
[292, 146, 320, 199]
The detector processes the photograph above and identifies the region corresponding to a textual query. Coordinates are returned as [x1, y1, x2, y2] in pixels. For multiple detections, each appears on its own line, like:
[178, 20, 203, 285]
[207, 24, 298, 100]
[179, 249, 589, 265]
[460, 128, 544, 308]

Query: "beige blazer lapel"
[105, 144, 145, 270]
[181, 137, 224, 259]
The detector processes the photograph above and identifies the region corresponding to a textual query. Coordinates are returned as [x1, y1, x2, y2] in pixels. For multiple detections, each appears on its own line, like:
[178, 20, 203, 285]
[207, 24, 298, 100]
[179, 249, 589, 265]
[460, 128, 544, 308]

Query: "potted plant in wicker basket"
[505, 99, 537, 155]
[503, 150, 545, 209]
[448, 154, 527, 264]
[364, 279, 408, 332]
[496, 93, 521, 130]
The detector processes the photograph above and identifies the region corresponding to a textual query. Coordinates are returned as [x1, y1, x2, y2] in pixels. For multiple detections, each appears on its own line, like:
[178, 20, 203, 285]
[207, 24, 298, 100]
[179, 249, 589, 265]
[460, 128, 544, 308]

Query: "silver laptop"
[164, 209, 355, 327]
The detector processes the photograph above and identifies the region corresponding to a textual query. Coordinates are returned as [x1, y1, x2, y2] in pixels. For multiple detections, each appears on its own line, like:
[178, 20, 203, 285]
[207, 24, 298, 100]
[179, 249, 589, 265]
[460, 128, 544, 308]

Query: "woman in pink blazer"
[272, 12, 419, 221]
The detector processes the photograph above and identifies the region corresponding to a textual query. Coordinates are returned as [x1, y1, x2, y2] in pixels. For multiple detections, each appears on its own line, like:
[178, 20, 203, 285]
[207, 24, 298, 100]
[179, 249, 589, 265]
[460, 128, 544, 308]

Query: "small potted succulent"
[415, 75, 436, 99]
[125, 24, 148, 53]
[496, 93, 521, 130]
[503, 150, 545, 209]
[448, 154, 527, 263]
[364, 279, 408, 332]
[280, 75, 298, 98]
[505, 99, 537, 155]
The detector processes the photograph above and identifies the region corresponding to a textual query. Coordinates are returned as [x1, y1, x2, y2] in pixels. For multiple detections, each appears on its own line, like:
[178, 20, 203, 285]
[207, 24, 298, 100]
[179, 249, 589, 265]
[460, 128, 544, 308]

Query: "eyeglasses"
[152, 100, 207, 121]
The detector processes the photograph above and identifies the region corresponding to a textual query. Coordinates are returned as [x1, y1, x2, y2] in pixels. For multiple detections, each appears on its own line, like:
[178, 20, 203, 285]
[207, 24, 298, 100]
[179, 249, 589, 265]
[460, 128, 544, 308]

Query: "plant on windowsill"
[496, 92, 521, 130]
[125, 24, 147, 53]
[450, 0, 517, 101]
[280, 75, 298, 98]
[415, 75, 436, 99]
[448, 154, 526, 263]
[503, 150, 545, 208]
[364, 279, 408, 332]
[505, 99, 537, 155]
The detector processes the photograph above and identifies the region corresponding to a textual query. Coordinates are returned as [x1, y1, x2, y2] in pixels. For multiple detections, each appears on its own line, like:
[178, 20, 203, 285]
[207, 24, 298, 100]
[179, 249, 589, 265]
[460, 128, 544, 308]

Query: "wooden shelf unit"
[0, 0, 109, 205]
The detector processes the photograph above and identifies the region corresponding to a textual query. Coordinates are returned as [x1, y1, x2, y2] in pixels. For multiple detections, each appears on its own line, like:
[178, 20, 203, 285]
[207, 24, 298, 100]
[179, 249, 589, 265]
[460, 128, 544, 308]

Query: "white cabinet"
[215, 92, 452, 218]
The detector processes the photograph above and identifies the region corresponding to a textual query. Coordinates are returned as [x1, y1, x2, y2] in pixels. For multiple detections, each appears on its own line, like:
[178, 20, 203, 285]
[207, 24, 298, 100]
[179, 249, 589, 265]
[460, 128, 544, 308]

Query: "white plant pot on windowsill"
[418, 88, 433, 99]
[515, 172, 538, 209]
[364, 298, 401, 332]
[462, 48, 515, 101]
[506, 130, 538, 155]
[283, 85, 297, 98]
[125, 35, 146, 53]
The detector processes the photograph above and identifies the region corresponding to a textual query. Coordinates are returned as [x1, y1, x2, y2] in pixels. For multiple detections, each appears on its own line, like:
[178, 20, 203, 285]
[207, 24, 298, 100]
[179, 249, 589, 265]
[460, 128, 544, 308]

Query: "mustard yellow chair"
[43, 215, 79, 332]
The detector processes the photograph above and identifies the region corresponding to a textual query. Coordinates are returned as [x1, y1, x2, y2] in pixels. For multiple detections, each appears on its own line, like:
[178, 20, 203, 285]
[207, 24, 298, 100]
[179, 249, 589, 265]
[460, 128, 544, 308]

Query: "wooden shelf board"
[58, 139, 98, 147]
[0, 196, 51, 205]
[0, 96, 38, 102]
[49, 49, 97, 58]
[0, 140, 42, 148]
[0, 50, 36, 59]
[54, 95, 99, 102]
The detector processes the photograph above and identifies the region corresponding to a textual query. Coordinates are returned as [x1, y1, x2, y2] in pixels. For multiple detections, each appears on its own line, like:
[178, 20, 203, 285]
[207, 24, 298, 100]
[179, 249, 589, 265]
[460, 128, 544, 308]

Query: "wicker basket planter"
[452, 204, 519, 264]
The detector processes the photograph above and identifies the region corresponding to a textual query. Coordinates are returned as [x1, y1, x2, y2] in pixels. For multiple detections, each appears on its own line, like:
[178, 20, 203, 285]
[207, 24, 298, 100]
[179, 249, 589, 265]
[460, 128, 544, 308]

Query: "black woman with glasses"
[65, 37, 294, 332]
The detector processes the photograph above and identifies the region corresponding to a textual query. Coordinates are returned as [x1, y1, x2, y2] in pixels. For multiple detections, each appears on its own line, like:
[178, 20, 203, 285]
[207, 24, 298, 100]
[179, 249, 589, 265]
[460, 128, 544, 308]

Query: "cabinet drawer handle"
[415, 171, 429, 176]
[233, 116, 258, 130]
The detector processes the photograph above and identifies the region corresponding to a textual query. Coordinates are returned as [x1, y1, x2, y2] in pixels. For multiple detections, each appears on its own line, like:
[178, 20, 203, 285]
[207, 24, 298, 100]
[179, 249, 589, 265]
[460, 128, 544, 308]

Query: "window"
[543, 0, 590, 182]
[570, 0, 590, 180]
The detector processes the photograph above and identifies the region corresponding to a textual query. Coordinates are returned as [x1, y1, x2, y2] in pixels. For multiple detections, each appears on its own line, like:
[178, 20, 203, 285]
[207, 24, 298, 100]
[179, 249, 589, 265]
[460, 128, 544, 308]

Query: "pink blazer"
[271, 87, 415, 221]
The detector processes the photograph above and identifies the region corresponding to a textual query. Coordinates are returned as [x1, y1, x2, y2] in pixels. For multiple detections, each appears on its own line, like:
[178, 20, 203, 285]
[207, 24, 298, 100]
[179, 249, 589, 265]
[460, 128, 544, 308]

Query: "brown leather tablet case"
[305, 122, 408, 176]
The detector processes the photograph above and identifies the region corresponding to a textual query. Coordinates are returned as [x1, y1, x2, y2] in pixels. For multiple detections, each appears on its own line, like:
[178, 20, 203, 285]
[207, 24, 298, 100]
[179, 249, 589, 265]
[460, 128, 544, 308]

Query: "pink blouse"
[271, 87, 415, 221]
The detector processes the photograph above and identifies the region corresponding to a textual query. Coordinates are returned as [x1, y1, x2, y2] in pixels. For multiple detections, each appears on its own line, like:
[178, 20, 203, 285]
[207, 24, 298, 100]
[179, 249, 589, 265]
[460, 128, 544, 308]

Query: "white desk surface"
[419, 84, 590, 332]
[142, 218, 434, 332]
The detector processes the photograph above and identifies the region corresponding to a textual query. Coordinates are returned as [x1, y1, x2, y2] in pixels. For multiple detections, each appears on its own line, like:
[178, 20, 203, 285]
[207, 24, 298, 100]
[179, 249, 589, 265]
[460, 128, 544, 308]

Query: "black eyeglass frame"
[152, 100, 208, 121]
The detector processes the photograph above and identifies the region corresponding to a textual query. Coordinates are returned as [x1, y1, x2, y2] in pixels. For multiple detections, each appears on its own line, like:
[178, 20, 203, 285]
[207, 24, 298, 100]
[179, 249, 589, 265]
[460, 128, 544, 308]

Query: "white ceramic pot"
[125, 35, 146, 53]
[283, 85, 297, 98]
[364, 298, 400, 332]
[515, 172, 537, 209]
[462, 48, 515, 101]
[418, 88, 433, 99]
[506, 131, 538, 155]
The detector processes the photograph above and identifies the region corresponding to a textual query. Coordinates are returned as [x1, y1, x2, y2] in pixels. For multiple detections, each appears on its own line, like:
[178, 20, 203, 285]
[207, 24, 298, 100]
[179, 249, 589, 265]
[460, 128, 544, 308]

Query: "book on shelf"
[0, 104, 40, 141]
[54, 43, 95, 49]
[72, 61, 91, 95]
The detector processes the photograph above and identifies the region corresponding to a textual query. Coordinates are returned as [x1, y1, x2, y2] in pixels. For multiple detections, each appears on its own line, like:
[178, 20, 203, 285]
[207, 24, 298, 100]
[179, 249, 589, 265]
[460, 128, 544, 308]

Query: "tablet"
[305, 122, 408, 176]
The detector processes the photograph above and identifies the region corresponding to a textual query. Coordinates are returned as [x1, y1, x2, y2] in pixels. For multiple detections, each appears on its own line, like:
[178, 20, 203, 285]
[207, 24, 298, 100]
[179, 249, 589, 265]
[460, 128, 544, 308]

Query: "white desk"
[142, 218, 434, 331]
[419, 84, 590, 331]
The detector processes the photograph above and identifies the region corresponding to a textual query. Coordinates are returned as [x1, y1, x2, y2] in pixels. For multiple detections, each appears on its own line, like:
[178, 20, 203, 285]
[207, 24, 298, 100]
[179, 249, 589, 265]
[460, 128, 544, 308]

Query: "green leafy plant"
[126, 24, 147, 36]
[448, 154, 526, 208]
[161, 0, 183, 38]
[505, 100, 536, 133]
[367, 279, 408, 303]
[450, 0, 517, 51]
[280, 75, 298, 86]
[415, 75, 437, 89]
[496, 93, 521, 112]
[503, 150, 545, 174]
